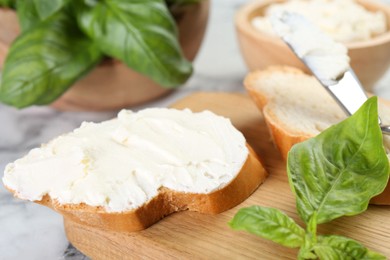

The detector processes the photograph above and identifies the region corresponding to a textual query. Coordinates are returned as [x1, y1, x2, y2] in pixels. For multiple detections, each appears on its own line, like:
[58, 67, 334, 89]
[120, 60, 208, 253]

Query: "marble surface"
[1, 0, 390, 259]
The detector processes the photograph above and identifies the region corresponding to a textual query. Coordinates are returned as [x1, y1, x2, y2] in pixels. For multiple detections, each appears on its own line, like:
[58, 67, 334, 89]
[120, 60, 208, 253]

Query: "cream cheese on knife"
[270, 12, 350, 85]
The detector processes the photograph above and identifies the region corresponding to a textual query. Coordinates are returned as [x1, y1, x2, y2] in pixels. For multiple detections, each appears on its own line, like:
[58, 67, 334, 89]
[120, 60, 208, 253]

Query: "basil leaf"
[166, 0, 202, 7]
[229, 206, 305, 248]
[17, 0, 68, 32]
[74, 0, 192, 87]
[287, 97, 390, 224]
[0, 0, 15, 8]
[82, 0, 99, 7]
[298, 248, 318, 260]
[33, 0, 68, 20]
[17, 1, 41, 32]
[314, 235, 386, 260]
[166, 0, 202, 4]
[0, 10, 102, 108]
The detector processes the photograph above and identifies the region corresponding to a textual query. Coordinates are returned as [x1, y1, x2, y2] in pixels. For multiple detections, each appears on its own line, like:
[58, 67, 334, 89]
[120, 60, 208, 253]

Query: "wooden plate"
[64, 92, 390, 259]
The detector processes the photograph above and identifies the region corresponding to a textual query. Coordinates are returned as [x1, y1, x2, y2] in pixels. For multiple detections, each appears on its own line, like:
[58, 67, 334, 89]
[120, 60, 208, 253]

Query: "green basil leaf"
[287, 97, 390, 224]
[229, 206, 305, 248]
[0, 0, 16, 8]
[17, 0, 68, 32]
[166, 0, 202, 7]
[297, 248, 318, 260]
[17, 0, 41, 32]
[166, 0, 202, 4]
[33, 0, 68, 20]
[82, 0, 98, 7]
[74, 0, 192, 87]
[314, 235, 386, 260]
[0, 10, 102, 108]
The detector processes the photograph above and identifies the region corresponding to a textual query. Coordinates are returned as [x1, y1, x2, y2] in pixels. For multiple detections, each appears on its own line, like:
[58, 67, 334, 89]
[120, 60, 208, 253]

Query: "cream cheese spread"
[271, 12, 350, 84]
[2, 108, 248, 212]
[252, 0, 387, 43]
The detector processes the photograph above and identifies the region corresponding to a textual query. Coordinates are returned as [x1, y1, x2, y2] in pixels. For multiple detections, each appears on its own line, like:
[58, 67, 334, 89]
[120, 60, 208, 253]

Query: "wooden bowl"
[0, 1, 209, 111]
[235, 0, 390, 92]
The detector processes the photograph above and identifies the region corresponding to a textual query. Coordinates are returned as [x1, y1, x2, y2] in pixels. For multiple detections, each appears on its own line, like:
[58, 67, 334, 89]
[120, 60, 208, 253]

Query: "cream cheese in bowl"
[252, 0, 387, 43]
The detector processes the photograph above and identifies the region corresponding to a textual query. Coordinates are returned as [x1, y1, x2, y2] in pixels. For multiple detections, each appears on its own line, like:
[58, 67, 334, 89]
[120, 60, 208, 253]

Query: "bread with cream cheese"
[3, 108, 267, 232]
[32, 145, 264, 232]
[244, 66, 390, 205]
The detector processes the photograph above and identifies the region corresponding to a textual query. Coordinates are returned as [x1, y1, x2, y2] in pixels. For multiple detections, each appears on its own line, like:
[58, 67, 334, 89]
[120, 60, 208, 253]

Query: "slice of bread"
[3, 108, 267, 232]
[33, 145, 265, 232]
[245, 66, 390, 205]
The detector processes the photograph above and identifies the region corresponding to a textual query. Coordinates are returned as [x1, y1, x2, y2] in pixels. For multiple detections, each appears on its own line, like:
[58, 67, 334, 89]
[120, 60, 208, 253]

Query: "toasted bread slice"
[245, 66, 390, 205]
[29, 145, 265, 232]
[3, 109, 267, 232]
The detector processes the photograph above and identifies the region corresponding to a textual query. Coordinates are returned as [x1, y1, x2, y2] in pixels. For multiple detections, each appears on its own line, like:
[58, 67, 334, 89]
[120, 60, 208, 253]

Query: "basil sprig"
[166, 0, 203, 8]
[74, 0, 192, 88]
[0, 0, 15, 8]
[32, 0, 68, 20]
[0, 9, 102, 108]
[230, 97, 389, 259]
[16, 0, 41, 32]
[0, 0, 194, 108]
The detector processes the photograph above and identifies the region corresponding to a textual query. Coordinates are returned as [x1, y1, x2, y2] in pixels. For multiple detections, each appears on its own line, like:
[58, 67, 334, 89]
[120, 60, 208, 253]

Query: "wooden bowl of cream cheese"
[235, 0, 390, 92]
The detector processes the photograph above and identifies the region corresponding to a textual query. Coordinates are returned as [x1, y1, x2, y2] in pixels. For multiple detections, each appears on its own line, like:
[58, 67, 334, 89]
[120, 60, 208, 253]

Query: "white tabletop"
[1, 0, 390, 259]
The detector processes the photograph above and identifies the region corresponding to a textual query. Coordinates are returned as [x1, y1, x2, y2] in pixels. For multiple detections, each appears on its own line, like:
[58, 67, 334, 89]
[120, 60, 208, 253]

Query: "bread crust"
[262, 108, 312, 161]
[245, 66, 390, 205]
[6, 144, 266, 232]
[245, 66, 314, 160]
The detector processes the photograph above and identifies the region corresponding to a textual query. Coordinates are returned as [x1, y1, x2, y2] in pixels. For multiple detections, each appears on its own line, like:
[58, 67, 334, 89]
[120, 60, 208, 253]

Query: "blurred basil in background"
[0, 0, 204, 108]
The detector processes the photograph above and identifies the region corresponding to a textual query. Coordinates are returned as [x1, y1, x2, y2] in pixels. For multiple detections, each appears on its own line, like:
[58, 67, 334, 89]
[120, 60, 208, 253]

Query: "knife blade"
[270, 12, 390, 135]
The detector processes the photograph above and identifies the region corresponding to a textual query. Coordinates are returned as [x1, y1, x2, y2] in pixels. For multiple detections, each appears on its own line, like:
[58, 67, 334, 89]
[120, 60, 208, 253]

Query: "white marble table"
[1, 0, 390, 259]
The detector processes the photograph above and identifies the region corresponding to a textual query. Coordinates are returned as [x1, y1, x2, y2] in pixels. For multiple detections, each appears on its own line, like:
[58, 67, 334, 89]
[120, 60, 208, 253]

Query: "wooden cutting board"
[64, 92, 390, 259]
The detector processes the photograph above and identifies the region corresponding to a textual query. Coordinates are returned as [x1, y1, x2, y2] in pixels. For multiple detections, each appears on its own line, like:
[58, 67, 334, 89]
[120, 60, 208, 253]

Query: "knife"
[270, 12, 390, 135]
